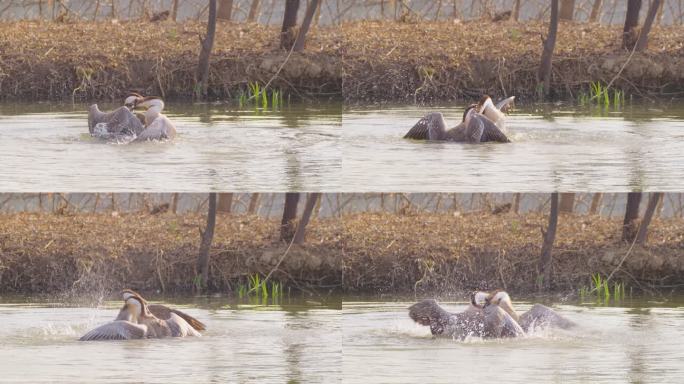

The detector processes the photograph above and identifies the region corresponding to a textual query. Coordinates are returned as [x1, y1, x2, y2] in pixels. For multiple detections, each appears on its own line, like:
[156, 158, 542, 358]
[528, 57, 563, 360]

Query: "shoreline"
[1, 211, 682, 295]
[1, 20, 682, 102]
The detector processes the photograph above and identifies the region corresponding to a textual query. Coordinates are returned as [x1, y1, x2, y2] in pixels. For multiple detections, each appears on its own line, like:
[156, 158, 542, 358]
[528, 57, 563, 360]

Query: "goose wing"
[519, 304, 575, 332]
[134, 117, 175, 141]
[148, 304, 206, 331]
[106, 107, 145, 136]
[404, 112, 448, 141]
[465, 113, 510, 143]
[483, 305, 524, 338]
[495, 96, 515, 113]
[165, 313, 202, 337]
[79, 320, 147, 341]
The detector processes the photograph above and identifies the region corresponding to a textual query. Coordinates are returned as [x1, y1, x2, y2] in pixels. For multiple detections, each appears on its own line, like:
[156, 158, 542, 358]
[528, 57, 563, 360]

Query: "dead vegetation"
[0, 210, 682, 295]
[0, 212, 342, 294]
[341, 211, 684, 294]
[0, 20, 342, 101]
[341, 20, 684, 102]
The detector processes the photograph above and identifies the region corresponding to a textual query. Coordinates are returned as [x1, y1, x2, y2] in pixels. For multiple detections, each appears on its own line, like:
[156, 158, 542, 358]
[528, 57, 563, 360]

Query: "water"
[0, 103, 341, 192]
[342, 103, 684, 192]
[342, 299, 684, 383]
[0, 297, 341, 383]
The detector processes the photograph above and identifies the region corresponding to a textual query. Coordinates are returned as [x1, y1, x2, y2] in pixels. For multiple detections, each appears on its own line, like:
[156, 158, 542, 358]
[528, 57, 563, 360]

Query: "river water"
[342, 103, 684, 192]
[342, 298, 684, 383]
[0, 102, 341, 192]
[0, 296, 341, 383]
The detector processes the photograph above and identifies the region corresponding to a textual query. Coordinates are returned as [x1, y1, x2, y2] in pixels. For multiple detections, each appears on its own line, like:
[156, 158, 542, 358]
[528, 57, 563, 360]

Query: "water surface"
[0, 102, 341, 191]
[342, 103, 684, 191]
[0, 296, 341, 383]
[342, 298, 684, 383]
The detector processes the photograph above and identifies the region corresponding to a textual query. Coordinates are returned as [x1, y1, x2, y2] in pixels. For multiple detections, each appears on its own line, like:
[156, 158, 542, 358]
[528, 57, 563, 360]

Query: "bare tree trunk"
[171, 193, 179, 214]
[171, 0, 179, 21]
[293, 193, 321, 244]
[217, 0, 233, 20]
[111, 0, 117, 18]
[280, 193, 300, 241]
[559, 0, 575, 20]
[559, 193, 575, 213]
[589, 0, 602, 22]
[217, 193, 233, 214]
[247, 193, 260, 214]
[195, 0, 217, 99]
[622, 192, 642, 242]
[655, 0, 665, 25]
[623, 0, 642, 50]
[197, 192, 217, 290]
[293, 0, 319, 51]
[281, 0, 300, 50]
[513, 193, 521, 214]
[589, 193, 602, 215]
[539, 192, 559, 291]
[247, 0, 260, 22]
[512, 0, 521, 21]
[636, 192, 662, 244]
[538, 0, 559, 99]
[635, 0, 661, 51]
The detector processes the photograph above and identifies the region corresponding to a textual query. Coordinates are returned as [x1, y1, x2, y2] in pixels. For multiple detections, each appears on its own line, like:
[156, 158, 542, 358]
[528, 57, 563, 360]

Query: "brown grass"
[341, 211, 684, 294]
[1, 211, 682, 295]
[341, 20, 684, 102]
[0, 20, 342, 100]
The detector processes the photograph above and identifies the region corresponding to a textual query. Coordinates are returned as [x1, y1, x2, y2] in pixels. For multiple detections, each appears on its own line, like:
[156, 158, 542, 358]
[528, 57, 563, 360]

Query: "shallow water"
[0, 102, 341, 192]
[342, 299, 684, 383]
[342, 103, 684, 192]
[0, 297, 341, 383]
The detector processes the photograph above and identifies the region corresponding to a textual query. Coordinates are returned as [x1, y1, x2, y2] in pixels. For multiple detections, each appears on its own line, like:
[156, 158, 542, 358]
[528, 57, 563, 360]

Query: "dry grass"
[341, 20, 684, 102]
[1, 211, 682, 295]
[0, 20, 342, 100]
[341, 211, 684, 294]
[0, 212, 342, 294]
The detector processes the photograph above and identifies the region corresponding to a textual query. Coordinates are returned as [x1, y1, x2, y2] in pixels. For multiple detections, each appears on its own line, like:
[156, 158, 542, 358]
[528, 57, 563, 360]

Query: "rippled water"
[342, 104, 684, 192]
[0, 103, 341, 192]
[0, 297, 341, 383]
[342, 299, 684, 383]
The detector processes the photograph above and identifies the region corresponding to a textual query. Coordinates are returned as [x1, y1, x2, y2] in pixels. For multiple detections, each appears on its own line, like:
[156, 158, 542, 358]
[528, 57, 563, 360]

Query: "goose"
[403, 95, 515, 143]
[121, 289, 205, 331]
[79, 291, 201, 341]
[133, 96, 177, 142]
[408, 295, 523, 340]
[482, 290, 575, 331]
[88, 93, 146, 139]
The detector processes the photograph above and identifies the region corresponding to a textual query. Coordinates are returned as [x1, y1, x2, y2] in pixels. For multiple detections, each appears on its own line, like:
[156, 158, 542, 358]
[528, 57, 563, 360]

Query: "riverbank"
[0, 20, 342, 101]
[341, 20, 684, 102]
[1, 20, 682, 102]
[0, 212, 342, 294]
[1, 211, 682, 295]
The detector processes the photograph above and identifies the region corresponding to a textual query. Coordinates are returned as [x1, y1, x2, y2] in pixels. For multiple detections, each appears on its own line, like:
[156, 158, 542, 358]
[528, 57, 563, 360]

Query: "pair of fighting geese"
[79, 289, 204, 341]
[88, 93, 177, 142]
[409, 290, 575, 339]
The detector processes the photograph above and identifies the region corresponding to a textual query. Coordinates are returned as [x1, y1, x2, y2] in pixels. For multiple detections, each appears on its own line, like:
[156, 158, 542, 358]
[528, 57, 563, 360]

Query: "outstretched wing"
[465, 113, 510, 143]
[148, 304, 206, 331]
[519, 304, 575, 332]
[495, 96, 516, 113]
[404, 112, 448, 141]
[166, 313, 202, 337]
[79, 320, 147, 341]
[106, 107, 145, 136]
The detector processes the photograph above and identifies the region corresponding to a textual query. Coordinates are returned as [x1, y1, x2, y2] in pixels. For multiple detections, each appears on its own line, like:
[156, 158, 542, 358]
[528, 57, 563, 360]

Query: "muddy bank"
[2, 20, 683, 102]
[0, 213, 342, 294]
[1, 211, 682, 295]
[0, 21, 342, 101]
[341, 212, 684, 294]
[341, 20, 684, 102]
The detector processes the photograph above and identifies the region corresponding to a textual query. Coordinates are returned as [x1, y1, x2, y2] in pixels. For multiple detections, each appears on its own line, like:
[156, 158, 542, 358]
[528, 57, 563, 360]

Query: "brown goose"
[482, 290, 575, 331]
[88, 93, 146, 139]
[121, 289, 205, 331]
[408, 294, 524, 340]
[133, 97, 177, 142]
[79, 291, 202, 341]
[403, 95, 514, 143]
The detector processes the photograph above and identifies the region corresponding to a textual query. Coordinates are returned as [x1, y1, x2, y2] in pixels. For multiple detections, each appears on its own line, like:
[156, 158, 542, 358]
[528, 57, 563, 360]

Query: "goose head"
[122, 289, 152, 318]
[462, 104, 477, 124]
[124, 92, 144, 111]
[470, 291, 490, 309]
[136, 96, 164, 113]
[485, 290, 519, 321]
[476, 95, 494, 114]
